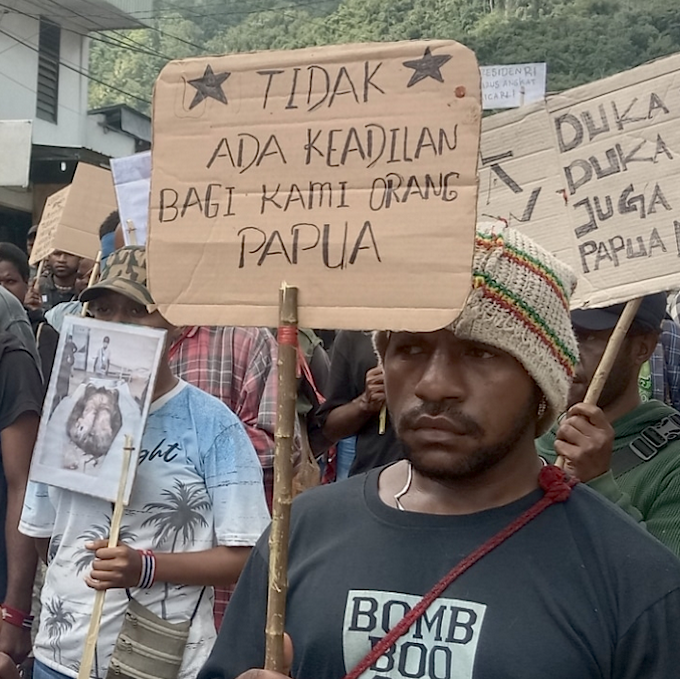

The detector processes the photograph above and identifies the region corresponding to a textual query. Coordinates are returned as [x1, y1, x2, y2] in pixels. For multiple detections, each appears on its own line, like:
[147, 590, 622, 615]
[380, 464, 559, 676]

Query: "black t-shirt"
[0, 333, 43, 600]
[201, 469, 680, 679]
[317, 331, 405, 475]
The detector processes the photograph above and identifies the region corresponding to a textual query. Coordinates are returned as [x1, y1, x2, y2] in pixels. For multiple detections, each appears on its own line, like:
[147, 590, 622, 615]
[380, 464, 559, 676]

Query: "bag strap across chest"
[612, 412, 680, 477]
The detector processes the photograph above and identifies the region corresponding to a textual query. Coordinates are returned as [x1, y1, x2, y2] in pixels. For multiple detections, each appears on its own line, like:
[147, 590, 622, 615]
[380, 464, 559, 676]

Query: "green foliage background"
[89, 0, 680, 115]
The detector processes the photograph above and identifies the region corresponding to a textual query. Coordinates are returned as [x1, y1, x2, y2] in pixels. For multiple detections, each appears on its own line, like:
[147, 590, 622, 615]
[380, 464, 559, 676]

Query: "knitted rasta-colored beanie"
[375, 223, 579, 436]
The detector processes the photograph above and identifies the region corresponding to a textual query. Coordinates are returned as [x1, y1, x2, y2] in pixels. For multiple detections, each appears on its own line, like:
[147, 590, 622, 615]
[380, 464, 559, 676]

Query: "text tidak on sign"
[148, 40, 481, 331]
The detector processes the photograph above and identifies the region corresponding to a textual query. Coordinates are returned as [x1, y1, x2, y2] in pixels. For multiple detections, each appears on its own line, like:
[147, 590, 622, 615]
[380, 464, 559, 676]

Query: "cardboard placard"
[148, 40, 481, 331]
[31, 185, 71, 265]
[30, 163, 117, 266]
[478, 53, 680, 308]
[111, 150, 152, 246]
[480, 63, 546, 110]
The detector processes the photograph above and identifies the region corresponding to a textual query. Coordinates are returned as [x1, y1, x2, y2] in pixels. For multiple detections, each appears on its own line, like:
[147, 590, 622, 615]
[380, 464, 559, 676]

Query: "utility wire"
[0, 1, 173, 60]
[0, 25, 151, 105]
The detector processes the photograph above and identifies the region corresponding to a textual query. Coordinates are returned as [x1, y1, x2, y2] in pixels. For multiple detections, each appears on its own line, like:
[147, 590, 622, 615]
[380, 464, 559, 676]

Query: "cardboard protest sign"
[479, 53, 680, 309]
[30, 185, 71, 265]
[30, 163, 117, 266]
[480, 63, 546, 110]
[29, 316, 165, 504]
[546, 54, 680, 308]
[111, 151, 152, 246]
[478, 100, 568, 253]
[148, 40, 481, 331]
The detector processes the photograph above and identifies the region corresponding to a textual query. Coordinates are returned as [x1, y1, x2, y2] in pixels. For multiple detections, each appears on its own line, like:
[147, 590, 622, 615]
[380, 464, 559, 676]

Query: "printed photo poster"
[29, 316, 166, 504]
[148, 40, 482, 332]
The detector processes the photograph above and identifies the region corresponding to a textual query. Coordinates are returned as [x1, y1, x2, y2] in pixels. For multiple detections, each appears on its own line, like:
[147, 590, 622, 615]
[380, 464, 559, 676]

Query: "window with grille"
[36, 18, 60, 123]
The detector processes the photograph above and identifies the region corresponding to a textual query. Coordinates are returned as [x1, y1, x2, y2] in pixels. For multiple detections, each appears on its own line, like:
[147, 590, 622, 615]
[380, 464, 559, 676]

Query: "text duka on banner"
[148, 40, 481, 331]
[479, 53, 680, 309]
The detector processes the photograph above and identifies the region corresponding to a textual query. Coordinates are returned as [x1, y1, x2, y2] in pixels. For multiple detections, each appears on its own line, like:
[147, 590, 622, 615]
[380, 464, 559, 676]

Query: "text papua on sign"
[148, 41, 481, 330]
[478, 53, 680, 309]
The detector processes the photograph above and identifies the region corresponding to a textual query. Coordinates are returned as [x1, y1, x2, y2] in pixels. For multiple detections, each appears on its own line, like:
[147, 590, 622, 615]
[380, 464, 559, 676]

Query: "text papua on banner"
[147, 40, 481, 331]
[478, 53, 680, 309]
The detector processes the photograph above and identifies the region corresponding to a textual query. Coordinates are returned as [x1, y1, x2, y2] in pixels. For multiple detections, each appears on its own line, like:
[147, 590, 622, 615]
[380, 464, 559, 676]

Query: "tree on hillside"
[88, 0, 680, 114]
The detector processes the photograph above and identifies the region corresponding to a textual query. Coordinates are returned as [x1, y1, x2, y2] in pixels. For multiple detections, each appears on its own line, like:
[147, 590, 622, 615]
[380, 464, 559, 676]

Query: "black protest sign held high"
[148, 41, 481, 331]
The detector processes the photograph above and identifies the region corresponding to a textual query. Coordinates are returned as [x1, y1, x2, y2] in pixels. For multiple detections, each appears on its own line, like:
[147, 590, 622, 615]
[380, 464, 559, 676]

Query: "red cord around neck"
[342, 465, 578, 679]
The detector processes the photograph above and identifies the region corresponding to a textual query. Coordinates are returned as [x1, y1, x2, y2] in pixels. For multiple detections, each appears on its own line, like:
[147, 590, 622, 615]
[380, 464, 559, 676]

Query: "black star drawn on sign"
[187, 65, 230, 109]
[402, 47, 452, 88]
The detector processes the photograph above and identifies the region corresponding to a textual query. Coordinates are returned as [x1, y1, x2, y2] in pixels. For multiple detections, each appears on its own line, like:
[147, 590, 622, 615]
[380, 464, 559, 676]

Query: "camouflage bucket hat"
[80, 246, 154, 307]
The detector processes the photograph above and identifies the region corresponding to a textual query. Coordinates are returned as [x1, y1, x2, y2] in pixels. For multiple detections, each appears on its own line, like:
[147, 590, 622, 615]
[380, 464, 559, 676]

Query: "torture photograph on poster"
[29, 316, 166, 504]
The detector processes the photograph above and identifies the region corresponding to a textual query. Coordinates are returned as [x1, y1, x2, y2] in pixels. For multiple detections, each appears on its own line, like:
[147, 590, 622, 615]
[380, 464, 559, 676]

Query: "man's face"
[0, 260, 28, 303]
[569, 326, 635, 409]
[383, 330, 540, 483]
[50, 251, 81, 279]
[89, 290, 174, 336]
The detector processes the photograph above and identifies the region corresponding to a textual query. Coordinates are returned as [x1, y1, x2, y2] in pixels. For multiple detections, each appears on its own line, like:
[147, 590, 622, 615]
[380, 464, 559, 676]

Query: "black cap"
[571, 292, 667, 333]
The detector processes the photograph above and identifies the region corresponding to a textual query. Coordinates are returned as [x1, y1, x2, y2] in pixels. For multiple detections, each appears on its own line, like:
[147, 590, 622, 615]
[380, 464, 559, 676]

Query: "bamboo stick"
[264, 285, 299, 672]
[556, 298, 642, 468]
[378, 405, 387, 435]
[126, 219, 138, 246]
[78, 436, 134, 679]
[81, 251, 102, 318]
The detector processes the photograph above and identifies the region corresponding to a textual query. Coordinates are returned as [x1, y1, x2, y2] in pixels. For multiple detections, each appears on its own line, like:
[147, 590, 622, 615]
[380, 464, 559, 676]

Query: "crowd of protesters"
[0, 212, 679, 679]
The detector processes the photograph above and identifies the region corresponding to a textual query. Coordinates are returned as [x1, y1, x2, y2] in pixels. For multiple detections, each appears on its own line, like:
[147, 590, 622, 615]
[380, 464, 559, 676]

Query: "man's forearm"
[323, 398, 375, 443]
[155, 546, 252, 588]
[4, 489, 37, 612]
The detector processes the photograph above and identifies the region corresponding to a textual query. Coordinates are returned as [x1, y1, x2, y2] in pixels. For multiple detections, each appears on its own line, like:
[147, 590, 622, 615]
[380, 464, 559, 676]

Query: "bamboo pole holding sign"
[80, 251, 102, 318]
[78, 436, 134, 679]
[583, 298, 643, 405]
[264, 284, 299, 672]
[556, 298, 643, 468]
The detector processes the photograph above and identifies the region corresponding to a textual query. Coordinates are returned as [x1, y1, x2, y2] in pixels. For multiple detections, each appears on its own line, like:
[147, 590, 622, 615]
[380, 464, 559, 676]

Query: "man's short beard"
[403, 394, 539, 483]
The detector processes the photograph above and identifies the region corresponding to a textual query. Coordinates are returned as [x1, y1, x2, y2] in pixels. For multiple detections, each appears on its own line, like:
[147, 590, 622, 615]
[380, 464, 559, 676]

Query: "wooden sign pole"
[78, 435, 134, 679]
[583, 298, 643, 405]
[125, 219, 138, 246]
[556, 298, 642, 468]
[81, 251, 102, 318]
[264, 284, 299, 672]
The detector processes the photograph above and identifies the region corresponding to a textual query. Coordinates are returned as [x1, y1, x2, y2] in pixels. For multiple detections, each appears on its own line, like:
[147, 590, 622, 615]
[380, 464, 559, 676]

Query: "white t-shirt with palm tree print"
[20, 380, 271, 679]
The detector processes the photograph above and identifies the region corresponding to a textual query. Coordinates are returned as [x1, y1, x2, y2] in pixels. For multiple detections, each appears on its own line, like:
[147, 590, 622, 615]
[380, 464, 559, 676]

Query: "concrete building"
[0, 0, 152, 247]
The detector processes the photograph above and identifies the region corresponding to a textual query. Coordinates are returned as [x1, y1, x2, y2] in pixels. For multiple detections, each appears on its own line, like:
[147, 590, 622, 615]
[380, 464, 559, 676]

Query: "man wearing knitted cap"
[20, 247, 271, 679]
[200, 225, 680, 679]
[537, 292, 680, 556]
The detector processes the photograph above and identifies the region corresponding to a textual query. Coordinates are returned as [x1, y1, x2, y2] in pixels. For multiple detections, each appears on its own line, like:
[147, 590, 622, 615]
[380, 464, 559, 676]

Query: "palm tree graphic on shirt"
[43, 597, 75, 664]
[141, 480, 210, 619]
[75, 516, 138, 575]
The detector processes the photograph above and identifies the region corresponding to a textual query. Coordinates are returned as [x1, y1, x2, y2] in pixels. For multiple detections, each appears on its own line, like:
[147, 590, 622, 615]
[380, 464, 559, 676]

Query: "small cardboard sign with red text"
[148, 40, 481, 331]
[30, 163, 117, 265]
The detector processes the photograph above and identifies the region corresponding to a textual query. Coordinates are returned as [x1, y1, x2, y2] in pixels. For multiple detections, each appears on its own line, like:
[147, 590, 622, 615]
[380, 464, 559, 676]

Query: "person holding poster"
[19, 247, 271, 679]
[537, 293, 680, 556]
[200, 226, 680, 679]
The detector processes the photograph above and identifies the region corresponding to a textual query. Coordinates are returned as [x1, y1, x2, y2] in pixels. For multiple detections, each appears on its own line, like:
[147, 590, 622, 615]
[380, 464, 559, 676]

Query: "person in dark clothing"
[199, 226, 680, 679]
[0, 331, 42, 665]
[318, 331, 405, 476]
[0, 243, 58, 384]
[25, 250, 81, 313]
